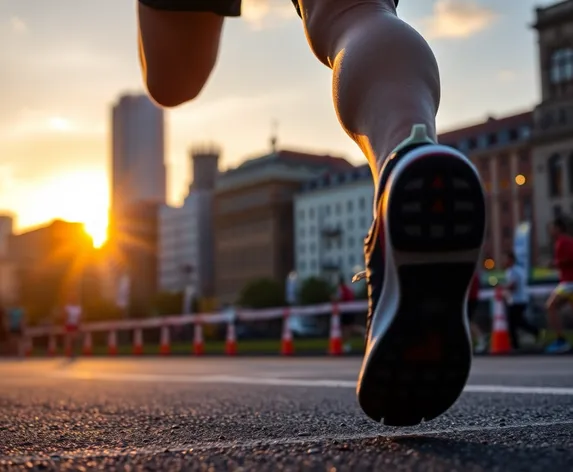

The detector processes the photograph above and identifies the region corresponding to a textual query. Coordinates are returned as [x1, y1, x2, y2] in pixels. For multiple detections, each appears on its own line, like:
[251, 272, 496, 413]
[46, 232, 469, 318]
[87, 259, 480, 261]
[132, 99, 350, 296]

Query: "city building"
[9, 220, 95, 324]
[111, 93, 166, 216]
[294, 165, 373, 284]
[0, 215, 17, 304]
[111, 201, 161, 318]
[214, 145, 353, 304]
[158, 146, 219, 300]
[531, 0, 573, 258]
[439, 111, 535, 268]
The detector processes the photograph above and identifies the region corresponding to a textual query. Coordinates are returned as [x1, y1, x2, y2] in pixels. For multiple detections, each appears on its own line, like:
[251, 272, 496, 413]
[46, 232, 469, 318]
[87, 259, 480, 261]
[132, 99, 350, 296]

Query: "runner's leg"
[298, 0, 439, 179]
[138, 5, 225, 106]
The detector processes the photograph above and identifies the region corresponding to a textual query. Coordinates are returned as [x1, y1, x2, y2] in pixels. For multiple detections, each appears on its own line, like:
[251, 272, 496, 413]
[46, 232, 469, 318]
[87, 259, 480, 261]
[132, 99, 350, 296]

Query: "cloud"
[242, 0, 297, 30]
[10, 16, 27, 34]
[420, 0, 497, 40]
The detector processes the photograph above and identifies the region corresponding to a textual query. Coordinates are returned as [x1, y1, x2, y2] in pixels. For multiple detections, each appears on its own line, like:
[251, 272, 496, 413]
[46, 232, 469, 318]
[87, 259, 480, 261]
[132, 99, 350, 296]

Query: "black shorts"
[139, 0, 398, 18]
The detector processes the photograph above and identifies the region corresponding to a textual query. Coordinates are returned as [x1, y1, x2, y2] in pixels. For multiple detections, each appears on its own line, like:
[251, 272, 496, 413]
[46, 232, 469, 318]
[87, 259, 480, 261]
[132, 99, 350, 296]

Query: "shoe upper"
[354, 142, 429, 344]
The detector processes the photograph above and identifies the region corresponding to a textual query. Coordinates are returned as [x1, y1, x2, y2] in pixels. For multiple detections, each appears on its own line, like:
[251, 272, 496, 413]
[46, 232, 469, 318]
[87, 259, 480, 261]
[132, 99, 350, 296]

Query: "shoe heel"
[386, 150, 486, 253]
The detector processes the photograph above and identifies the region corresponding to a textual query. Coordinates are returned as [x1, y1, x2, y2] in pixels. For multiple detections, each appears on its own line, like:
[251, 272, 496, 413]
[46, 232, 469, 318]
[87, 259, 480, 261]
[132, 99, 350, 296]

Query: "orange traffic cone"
[82, 332, 93, 356]
[329, 303, 342, 356]
[225, 321, 238, 356]
[108, 330, 118, 356]
[159, 325, 170, 356]
[194, 321, 204, 356]
[47, 334, 57, 357]
[133, 328, 143, 356]
[281, 308, 294, 356]
[490, 286, 511, 354]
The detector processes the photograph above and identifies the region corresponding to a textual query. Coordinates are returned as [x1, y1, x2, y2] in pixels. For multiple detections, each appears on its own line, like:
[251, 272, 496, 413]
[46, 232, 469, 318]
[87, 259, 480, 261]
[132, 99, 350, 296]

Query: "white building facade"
[158, 147, 219, 298]
[294, 165, 374, 284]
[158, 193, 201, 293]
[111, 93, 166, 214]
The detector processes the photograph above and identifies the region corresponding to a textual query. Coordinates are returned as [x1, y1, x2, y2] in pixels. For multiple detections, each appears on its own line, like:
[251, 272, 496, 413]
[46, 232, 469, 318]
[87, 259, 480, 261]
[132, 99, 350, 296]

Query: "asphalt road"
[0, 357, 572, 471]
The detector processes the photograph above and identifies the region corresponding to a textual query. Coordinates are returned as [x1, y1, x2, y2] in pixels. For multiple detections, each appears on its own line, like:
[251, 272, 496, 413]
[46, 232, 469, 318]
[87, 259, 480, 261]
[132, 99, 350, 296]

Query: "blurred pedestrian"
[503, 250, 538, 350]
[545, 217, 573, 353]
[467, 273, 487, 354]
[336, 275, 364, 354]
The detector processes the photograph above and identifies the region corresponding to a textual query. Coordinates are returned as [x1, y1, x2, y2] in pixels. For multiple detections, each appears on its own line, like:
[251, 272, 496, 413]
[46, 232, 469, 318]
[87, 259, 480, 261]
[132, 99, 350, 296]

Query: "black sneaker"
[353, 124, 486, 426]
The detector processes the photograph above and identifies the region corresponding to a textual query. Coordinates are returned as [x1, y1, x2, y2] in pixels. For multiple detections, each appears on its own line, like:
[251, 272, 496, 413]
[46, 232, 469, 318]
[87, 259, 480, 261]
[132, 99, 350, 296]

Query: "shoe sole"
[357, 145, 486, 426]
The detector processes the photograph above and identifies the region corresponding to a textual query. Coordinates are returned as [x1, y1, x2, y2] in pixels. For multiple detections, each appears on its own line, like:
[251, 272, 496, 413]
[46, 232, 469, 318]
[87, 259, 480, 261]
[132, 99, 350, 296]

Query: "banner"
[513, 221, 532, 281]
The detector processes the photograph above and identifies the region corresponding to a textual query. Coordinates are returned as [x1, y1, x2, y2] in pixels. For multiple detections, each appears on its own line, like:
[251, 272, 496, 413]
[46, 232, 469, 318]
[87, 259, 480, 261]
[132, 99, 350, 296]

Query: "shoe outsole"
[357, 148, 486, 427]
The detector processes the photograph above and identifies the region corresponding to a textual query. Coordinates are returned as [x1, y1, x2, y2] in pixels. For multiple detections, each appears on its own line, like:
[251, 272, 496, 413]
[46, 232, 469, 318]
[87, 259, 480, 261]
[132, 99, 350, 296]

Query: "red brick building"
[439, 111, 536, 268]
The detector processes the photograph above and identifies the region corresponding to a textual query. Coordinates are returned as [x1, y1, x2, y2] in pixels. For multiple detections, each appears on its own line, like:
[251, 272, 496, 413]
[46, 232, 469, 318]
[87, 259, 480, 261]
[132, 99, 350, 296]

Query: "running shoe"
[353, 124, 486, 426]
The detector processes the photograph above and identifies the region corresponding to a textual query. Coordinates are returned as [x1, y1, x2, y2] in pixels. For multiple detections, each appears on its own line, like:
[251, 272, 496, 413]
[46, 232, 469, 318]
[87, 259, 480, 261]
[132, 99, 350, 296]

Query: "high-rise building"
[111, 93, 166, 215]
[158, 146, 220, 300]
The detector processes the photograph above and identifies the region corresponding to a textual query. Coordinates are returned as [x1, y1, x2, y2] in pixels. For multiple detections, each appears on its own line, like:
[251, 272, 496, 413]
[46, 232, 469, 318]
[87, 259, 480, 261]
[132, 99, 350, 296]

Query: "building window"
[548, 154, 562, 197]
[468, 137, 477, 150]
[360, 216, 368, 229]
[487, 133, 498, 146]
[550, 48, 573, 84]
[349, 254, 355, 266]
[324, 205, 331, 217]
[359, 197, 366, 210]
[521, 126, 531, 139]
[347, 200, 354, 212]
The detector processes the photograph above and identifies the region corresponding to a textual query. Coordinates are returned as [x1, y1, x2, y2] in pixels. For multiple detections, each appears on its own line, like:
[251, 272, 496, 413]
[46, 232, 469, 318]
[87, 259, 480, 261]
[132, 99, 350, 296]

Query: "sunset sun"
[38, 169, 109, 248]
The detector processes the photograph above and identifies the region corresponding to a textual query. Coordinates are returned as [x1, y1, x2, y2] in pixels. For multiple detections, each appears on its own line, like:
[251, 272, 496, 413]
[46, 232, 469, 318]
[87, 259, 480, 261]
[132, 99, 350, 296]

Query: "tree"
[299, 276, 333, 306]
[238, 278, 285, 309]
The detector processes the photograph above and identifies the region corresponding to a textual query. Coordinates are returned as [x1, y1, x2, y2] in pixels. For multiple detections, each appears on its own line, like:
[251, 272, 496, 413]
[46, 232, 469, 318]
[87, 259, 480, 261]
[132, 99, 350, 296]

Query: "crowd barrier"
[21, 285, 554, 358]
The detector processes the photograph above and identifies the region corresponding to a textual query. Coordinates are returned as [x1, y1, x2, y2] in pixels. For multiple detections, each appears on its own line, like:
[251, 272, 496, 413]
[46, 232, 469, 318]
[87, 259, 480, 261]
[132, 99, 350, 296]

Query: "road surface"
[1, 357, 572, 471]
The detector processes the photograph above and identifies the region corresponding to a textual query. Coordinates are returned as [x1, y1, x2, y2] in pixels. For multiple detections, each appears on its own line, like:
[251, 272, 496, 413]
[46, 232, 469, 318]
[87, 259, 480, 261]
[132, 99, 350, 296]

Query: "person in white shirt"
[503, 250, 539, 350]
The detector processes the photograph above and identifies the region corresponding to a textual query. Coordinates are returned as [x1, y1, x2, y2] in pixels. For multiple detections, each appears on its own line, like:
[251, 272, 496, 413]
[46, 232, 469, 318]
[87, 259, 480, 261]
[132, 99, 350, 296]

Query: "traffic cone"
[225, 321, 237, 356]
[133, 328, 143, 356]
[159, 325, 170, 356]
[47, 334, 57, 357]
[194, 321, 204, 356]
[108, 330, 118, 356]
[82, 332, 93, 356]
[490, 286, 511, 354]
[329, 303, 343, 355]
[281, 308, 294, 356]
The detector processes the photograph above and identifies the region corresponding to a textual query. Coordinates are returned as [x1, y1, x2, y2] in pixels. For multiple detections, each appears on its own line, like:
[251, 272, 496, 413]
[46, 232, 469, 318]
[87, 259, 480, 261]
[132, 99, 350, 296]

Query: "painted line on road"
[1, 419, 573, 465]
[45, 371, 573, 396]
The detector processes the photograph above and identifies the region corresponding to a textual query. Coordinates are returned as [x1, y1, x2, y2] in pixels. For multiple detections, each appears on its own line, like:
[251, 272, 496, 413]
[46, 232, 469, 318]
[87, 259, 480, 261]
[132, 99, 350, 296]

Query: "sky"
[0, 0, 559, 241]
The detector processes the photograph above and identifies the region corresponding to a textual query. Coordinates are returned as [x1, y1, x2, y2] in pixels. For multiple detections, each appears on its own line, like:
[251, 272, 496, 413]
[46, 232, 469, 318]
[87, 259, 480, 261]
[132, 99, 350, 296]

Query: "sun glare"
[48, 117, 73, 132]
[38, 169, 109, 248]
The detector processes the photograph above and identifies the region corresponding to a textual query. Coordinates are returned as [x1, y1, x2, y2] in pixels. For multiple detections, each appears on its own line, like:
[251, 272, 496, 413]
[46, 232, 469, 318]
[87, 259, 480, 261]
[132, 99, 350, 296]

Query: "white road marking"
[45, 371, 573, 396]
[1, 419, 572, 464]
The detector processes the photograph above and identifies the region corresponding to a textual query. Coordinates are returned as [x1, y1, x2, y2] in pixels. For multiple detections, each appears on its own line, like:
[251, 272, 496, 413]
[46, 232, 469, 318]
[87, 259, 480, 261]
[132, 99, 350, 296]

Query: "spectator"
[545, 217, 573, 354]
[467, 273, 487, 354]
[503, 250, 539, 350]
[336, 275, 364, 353]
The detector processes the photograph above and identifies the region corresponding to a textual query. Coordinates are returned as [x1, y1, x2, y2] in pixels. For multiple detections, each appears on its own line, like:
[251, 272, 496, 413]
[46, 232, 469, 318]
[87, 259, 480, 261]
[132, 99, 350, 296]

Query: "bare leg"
[138, 4, 224, 107]
[299, 0, 440, 181]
